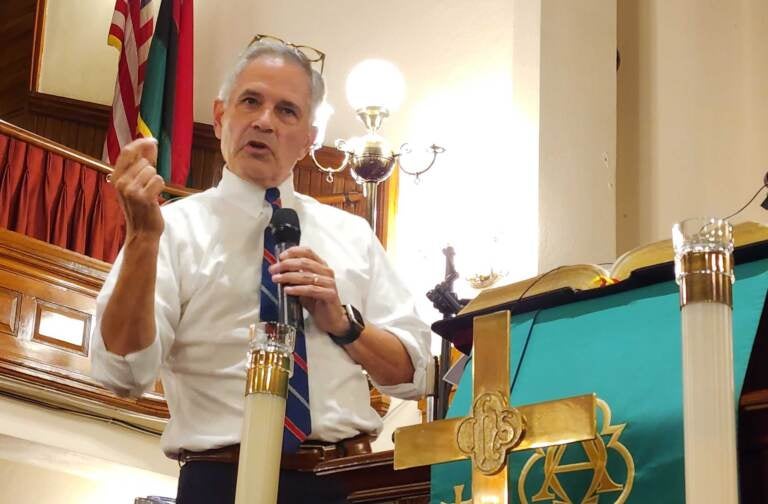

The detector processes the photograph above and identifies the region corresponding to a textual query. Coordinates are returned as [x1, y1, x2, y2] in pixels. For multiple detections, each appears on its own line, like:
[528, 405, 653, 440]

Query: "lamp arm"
[397, 143, 446, 179]
[310, 140, 352, 183]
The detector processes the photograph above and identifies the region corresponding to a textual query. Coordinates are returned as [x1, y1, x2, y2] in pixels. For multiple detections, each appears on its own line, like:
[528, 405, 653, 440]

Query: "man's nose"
[251, 108, 275, 132]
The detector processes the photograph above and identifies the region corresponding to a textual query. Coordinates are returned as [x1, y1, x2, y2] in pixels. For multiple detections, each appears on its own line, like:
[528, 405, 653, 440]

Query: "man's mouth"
[244, 140, 272, 155]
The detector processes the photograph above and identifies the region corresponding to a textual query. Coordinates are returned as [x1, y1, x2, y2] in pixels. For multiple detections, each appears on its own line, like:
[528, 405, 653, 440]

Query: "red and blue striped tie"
[260, 187, 311, 452]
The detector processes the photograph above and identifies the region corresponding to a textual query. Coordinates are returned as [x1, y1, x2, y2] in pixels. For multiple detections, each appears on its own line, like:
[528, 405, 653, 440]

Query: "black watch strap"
[329, 305, 365, 346]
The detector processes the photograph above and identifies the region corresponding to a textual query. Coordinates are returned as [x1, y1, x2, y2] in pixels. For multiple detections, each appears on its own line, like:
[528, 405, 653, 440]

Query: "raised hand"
[111, 137, 166, 240]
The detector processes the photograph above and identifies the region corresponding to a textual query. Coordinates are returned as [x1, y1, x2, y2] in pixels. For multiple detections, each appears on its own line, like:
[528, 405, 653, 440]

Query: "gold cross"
[394, 311, 597, 504]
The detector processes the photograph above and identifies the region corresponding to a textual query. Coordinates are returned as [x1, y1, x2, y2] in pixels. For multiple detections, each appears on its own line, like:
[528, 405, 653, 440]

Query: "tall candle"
[235, 322, 295, 504]
[674, 218, 737, 504]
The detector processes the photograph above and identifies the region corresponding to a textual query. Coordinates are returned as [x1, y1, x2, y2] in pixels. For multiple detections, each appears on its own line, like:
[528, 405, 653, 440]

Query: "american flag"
[103, 0, 155, 165]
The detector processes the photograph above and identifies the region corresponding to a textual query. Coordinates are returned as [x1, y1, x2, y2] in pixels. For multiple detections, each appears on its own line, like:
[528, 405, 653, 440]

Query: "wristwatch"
[329, 305, 365, 346]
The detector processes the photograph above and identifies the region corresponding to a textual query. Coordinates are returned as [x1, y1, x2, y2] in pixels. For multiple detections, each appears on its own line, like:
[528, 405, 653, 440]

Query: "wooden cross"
[394, 310, 597, 503]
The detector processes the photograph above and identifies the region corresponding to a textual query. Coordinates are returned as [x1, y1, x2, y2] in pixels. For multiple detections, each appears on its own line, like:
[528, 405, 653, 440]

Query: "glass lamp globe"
[345, 59, 406, 113]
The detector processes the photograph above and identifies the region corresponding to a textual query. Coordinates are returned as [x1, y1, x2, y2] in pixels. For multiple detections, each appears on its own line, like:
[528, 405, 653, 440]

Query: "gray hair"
[217, 40, 326, 122]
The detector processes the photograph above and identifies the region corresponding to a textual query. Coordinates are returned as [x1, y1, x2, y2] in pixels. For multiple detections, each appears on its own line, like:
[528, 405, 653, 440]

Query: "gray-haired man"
[90, 40, 430, 503]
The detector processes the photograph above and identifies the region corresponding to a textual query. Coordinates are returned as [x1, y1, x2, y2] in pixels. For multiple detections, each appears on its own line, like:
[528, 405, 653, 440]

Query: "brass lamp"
[311, 59, 444, 230]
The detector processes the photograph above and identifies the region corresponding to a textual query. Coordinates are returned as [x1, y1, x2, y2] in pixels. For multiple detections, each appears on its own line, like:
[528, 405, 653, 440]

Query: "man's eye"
[280, 107, 297, 117]
[242, 97, 258, 105]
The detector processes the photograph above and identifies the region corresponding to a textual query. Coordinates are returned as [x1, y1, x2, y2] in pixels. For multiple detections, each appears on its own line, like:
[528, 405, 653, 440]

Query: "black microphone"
[269, 208, 303, 331]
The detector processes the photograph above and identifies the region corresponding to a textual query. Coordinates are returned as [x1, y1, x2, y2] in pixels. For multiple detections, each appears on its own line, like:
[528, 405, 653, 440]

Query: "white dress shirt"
[90, 168, 431, 457]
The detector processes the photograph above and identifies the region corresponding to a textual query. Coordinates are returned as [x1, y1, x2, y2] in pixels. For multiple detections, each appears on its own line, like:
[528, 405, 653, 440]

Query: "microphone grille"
[270, 208, 301, 244]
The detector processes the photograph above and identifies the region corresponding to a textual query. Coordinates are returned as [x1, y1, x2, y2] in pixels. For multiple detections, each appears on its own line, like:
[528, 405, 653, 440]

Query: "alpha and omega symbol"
[518, 398, 635, 504]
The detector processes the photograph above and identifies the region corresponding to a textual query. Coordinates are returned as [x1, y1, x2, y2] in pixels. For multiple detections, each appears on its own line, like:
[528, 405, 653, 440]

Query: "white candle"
[674, 218, 737, 504]
[235, 393, 286, 504]
[681, 302, 738, 504]
[235, 322, 295, 504]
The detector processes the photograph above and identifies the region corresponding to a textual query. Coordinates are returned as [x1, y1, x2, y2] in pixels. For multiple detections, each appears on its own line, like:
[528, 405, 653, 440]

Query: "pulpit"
[311, 223, 767, 503]
[391, 222, 768, 503]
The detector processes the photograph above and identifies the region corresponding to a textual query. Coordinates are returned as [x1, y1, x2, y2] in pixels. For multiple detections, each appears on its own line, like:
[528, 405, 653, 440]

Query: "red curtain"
[0, 133, 125, 263]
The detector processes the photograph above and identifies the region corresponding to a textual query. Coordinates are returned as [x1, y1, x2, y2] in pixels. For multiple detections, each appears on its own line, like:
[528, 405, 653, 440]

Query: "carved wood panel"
[32, 299, 91, 355]
[0, 268, 94, 376]
[0, 227, 168, 421]
[0, 286, 22, 337]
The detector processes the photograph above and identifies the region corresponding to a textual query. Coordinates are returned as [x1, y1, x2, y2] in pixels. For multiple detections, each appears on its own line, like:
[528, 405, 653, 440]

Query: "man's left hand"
[268, 246, 351, 336]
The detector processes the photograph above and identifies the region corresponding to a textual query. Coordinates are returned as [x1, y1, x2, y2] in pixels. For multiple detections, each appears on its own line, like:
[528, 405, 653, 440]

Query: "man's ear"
[213, 99, 225, 139]
[300, 125, 319, 159]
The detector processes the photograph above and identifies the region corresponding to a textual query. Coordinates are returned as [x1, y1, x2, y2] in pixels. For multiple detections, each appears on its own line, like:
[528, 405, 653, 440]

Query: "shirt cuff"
[90, 333, 162, 398]
[371, 326, 429, 400]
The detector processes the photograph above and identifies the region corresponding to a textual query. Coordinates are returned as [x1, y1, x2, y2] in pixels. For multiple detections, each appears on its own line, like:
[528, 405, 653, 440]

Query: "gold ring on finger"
[313, 274, 319, 285]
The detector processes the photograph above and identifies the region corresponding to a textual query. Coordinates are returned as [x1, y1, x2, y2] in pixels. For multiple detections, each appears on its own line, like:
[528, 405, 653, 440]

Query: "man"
[90, 39, 430, 503]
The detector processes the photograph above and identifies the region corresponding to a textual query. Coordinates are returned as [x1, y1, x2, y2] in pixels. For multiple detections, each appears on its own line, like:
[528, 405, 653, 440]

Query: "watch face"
[347, 305, 365, 330]
[330, 305, 364, 346]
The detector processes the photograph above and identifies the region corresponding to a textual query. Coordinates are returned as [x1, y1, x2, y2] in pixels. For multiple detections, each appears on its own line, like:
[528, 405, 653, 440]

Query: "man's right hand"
[101, 138, 166, 356]
[112, 137, 166, 239]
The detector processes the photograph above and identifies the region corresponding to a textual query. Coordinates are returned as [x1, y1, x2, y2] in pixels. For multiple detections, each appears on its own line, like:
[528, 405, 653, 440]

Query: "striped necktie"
[260, 187, 311, 452]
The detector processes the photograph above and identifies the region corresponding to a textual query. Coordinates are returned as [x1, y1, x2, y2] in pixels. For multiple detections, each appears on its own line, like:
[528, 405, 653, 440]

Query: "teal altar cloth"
[430, 245, 768, 503]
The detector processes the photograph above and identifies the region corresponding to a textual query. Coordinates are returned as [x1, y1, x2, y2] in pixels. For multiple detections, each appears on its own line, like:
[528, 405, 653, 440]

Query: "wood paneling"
[0, 227, 168, 422]
[33, 300, 91, 355]
[315, 451, 429, 504]
[0, 0, 36, 124]
[0, 287, 22, 337]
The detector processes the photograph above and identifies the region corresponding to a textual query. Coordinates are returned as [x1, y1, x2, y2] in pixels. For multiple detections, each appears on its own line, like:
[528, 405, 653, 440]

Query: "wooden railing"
[0, 119, 196, 198]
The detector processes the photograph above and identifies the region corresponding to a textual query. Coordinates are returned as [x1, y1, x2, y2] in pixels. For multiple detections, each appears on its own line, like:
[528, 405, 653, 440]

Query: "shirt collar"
[216, 166, 297, 218]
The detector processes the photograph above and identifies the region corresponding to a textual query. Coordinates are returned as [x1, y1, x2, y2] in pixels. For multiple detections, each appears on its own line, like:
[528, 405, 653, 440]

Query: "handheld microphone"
[269, 208, 303, 331]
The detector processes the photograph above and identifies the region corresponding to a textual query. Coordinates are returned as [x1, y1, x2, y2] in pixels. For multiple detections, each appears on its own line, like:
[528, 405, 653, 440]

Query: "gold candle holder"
[673, 218, 737, 504]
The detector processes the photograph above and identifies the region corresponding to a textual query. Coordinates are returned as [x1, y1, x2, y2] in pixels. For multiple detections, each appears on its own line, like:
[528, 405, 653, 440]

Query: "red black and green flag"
[137, 0, 193, 186]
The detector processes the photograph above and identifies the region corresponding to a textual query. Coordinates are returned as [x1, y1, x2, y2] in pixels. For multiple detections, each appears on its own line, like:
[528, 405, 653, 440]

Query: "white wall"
[38, 0, 148, 104]
[617, 0, 768, 254]
[538, 0, 617, 271]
